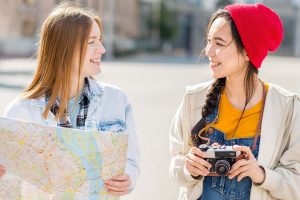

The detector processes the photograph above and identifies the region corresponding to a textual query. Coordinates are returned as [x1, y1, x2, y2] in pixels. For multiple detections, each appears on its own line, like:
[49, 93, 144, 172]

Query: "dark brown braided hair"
[191, 10, 258, 147]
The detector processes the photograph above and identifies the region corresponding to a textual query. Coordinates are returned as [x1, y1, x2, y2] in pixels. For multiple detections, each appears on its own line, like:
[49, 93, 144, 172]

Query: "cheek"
[216, 48, 236, 59]
[84, 50, 92, 63]
[217, 48, 242, 68]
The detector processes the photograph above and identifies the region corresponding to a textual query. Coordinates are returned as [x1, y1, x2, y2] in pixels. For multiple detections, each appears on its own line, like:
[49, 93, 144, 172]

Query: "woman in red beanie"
[169, 3, 300, 200]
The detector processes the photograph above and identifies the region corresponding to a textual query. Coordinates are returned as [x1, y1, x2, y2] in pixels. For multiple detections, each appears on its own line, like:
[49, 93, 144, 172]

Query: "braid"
[191, 78, 226, 146]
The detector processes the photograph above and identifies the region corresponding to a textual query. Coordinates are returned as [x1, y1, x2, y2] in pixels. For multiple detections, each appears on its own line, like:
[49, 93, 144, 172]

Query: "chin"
[211, 71, 225, 79]
[211, 72, 219, 79]
[92, 67, 101, 75]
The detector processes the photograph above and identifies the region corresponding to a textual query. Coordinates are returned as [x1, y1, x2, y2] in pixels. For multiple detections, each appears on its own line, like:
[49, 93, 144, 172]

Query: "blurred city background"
[0, 0, 300, 200]
[1, 0, 300, 59]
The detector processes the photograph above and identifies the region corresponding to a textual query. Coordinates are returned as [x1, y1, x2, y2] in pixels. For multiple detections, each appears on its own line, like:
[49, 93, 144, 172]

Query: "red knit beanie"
[225, 3, 284, 68]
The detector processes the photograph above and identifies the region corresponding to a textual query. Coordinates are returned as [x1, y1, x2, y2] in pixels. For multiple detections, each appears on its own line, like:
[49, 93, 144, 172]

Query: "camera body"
[199, 144, 241, 176]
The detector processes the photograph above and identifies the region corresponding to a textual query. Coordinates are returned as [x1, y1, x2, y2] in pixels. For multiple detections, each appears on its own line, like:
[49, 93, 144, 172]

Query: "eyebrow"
[89, 35, 102, 39]
[214, 37, 226, 42]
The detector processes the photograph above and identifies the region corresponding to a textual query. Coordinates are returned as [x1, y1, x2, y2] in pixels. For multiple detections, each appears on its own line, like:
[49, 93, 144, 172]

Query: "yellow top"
[210, 84, 269, 139]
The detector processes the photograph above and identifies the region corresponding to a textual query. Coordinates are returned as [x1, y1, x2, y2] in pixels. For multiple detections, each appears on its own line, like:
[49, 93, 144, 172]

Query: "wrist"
[191, 174, 202, 180]
[253, 165, 266, 185]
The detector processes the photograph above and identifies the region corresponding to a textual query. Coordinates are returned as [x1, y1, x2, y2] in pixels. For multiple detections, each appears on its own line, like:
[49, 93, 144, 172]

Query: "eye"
[88, 40, 94, 44]
[216, 42, 224, 46]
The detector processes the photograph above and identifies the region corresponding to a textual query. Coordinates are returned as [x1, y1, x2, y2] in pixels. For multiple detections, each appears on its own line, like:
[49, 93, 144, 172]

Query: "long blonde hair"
[22, 2, 102, 119]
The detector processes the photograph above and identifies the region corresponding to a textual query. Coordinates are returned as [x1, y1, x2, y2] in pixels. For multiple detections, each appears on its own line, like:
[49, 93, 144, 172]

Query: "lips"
[210, 61, 221, 67]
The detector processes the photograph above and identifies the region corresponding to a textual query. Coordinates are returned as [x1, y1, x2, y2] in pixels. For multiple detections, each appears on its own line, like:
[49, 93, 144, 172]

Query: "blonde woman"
[3, 2, 139, 197]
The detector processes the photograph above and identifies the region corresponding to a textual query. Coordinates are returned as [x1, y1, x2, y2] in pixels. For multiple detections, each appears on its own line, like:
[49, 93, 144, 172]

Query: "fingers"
[229, 157, 253, 173]
[236, 171, 251, 182]
[0, 165, 5, 177]
[186, 152, 211, 169]
[105, 190, 128, 196]
[109, 174, 130, 181]
[185, 158, 211, 176]
[228, 163, 251, 180]
[185, 147, 212, 177]
[228, 150, 257, 181]
[104, 174, 131, 196]
[189, 147, 206, 158]
[233, 145, 254, 159]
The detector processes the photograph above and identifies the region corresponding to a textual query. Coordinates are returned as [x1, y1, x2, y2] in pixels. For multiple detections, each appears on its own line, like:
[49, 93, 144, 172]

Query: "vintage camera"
[199, 144, 241, 176]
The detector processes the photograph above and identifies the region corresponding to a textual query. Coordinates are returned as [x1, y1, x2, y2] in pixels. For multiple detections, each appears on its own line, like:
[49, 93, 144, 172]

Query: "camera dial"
[199, 144, 208, 152]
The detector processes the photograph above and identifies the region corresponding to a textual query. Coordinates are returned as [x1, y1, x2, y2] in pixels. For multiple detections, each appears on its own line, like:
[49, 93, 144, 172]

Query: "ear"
[243, 50, 250, 61]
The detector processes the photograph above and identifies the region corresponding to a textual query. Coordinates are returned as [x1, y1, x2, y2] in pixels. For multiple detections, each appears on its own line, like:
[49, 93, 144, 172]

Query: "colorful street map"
[0, 117, 128, 200]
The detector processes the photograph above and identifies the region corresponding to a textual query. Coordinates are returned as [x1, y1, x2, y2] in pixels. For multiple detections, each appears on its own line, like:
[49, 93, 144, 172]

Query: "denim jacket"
[4, 77, 140, 193]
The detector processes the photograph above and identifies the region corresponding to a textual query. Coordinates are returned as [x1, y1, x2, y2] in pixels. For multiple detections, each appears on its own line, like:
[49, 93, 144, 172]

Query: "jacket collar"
[258, 84, 296, 167]
[29, 77, 104, 107]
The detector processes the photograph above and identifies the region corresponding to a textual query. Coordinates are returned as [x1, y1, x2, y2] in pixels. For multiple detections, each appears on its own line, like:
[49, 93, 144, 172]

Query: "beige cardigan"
[169, 81, 300, 200]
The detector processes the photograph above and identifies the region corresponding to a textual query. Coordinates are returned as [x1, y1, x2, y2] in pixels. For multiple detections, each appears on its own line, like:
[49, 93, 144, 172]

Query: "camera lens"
[215, 160, 230, 175]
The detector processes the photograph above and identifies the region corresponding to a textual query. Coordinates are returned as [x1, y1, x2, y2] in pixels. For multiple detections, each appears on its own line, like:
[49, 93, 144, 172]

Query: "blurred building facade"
[263, 0, 300, 56]
[0, 0, 299, 58]
[161, 0, 300, 57]
[0, 0, 140, 58]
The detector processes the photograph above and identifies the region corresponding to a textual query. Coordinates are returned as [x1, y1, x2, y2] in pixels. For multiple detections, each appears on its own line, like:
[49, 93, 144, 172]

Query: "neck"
[225, 77, 247, 101]
[225, 75, 260, 110]
[58, 76, 85, 100]
[70, 77, 84, 99]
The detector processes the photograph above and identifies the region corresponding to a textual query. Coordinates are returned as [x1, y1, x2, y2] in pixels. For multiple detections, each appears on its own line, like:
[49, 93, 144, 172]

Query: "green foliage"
[159, 0, 177, 42]
[216, 0, 234, 9]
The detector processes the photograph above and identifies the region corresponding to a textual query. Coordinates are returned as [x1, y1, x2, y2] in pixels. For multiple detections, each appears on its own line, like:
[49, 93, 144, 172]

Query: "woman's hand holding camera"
[228, 145, 265, 184]
[185, 147, 212, 177]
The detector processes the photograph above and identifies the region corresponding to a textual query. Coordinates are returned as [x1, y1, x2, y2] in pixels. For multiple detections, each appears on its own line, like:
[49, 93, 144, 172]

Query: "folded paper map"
[0, 117, 128, 200]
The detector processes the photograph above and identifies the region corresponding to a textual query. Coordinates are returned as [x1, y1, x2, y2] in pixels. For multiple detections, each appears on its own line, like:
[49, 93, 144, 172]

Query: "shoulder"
[182, 81, 212, 104]
[102, 83, 127, 96]
[88, 79, 129, 107]
[267, 83, 300, 105]
[4, 97, 37, 119]
[5, 97, 31, 113]
[266, 83, 300, 115]
[268, 83, 298, 98]
[101, 83, 128, 104]
[185, 81, 212, 95]
[88, 78, 127, 98]
[178, 81, 212, 112]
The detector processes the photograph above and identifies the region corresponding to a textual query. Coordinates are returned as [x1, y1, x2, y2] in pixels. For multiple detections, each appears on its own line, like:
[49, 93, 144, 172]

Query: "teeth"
[211, 62, 221, 66]
[90, 58, 100, 63]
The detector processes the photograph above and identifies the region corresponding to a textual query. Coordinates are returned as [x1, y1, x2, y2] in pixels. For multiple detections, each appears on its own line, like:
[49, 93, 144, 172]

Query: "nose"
[96, 42, 106, 54]
[205, 43, 215, 58]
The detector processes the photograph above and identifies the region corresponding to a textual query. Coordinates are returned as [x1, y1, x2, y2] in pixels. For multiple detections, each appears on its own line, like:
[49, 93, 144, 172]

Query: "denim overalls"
[198, 100, 260, 200]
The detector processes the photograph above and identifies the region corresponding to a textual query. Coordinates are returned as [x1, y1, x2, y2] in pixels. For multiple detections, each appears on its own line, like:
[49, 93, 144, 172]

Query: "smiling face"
[82, 20, 106, 77]
[205, 17, 249, 80]
[72, 19, 106, 82]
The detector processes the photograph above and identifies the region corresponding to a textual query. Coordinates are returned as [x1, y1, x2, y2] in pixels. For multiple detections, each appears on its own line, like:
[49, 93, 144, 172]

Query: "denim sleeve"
[4, 99, 32, 121]
[124, 99, 140, 192]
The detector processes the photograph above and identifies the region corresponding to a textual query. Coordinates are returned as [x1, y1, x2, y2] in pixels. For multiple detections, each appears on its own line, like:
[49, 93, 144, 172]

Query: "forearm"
[257, 166, 300, 199]
[124, 103, 140, 192]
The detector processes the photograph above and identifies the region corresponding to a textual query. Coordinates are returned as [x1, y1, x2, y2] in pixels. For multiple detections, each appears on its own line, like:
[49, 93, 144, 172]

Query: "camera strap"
[251, 81, 267, 151]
